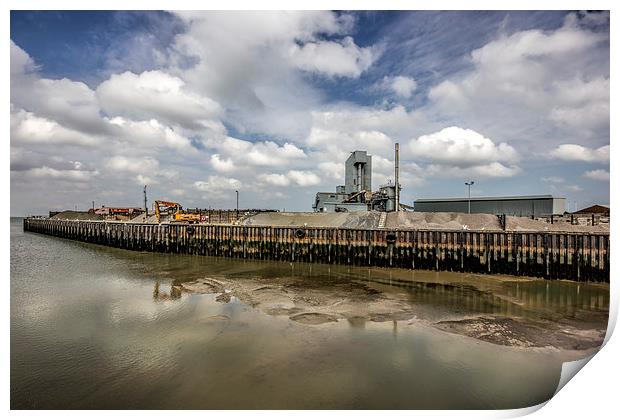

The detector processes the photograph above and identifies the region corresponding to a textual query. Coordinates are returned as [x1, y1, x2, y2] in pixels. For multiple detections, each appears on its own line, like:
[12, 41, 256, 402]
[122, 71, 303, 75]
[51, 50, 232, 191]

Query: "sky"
[10, 10, 610, 215]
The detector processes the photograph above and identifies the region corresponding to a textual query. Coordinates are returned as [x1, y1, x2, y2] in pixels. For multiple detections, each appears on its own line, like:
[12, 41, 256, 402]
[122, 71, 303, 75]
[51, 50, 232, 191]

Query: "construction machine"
[154, 200, 201, 224]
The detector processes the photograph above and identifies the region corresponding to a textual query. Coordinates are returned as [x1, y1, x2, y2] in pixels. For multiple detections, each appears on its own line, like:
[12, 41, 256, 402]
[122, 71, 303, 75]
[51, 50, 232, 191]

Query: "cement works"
[23, 218, 609, 282]
[29, 145, 609, 282]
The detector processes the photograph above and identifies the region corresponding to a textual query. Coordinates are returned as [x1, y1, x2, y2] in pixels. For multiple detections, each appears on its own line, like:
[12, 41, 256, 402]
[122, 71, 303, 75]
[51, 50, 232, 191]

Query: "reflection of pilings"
[22, 218, 610, 282]
[367, 276, 608, 316]
[152, 280, 182, 301]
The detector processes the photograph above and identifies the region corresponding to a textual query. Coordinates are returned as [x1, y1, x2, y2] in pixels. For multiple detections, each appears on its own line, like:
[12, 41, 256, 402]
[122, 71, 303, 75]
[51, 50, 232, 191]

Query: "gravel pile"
[50, 211, 103, 221]
[241, 211, 609, 233]
[340, 212, 383, 228]
[505, 216, 609, 233]
[129, 213, 163, 223]
[386, 212, 500, 230]
[241, 212, 352, 227]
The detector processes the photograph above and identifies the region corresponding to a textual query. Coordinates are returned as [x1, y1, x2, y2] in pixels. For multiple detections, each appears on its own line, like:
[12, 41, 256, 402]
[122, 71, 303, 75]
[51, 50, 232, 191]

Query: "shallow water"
[10, 218, 608, 409]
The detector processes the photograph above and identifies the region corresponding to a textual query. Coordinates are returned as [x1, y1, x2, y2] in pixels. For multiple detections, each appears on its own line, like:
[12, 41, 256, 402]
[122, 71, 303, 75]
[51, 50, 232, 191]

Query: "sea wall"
[23, 218, 610, 282]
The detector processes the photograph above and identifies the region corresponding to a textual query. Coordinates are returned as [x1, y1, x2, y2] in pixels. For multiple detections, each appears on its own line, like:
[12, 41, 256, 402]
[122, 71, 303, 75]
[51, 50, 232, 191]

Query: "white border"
[4, 1, 617, 419]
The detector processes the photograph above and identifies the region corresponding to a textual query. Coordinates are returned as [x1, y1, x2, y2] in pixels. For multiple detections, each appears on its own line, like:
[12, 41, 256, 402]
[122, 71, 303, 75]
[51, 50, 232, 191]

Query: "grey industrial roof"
[414, 195, 565, 203]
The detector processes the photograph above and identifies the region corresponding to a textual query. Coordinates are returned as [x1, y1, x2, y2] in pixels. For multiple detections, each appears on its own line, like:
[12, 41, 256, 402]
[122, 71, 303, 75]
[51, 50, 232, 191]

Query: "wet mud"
[435, 317, 606, 349]
[177, 266, 608, 351]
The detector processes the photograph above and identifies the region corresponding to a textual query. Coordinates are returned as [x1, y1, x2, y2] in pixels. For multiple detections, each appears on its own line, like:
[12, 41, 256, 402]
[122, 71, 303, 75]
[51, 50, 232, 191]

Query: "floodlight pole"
[465, 181, 475, 214]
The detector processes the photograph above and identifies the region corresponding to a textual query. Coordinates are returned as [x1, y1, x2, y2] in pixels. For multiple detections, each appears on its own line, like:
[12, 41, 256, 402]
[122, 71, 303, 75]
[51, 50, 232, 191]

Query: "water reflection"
[11, 220, 609, 409]
[152, 281, 182, 301]
[347, 316, 367, 329]
[137, 253, 608, 331]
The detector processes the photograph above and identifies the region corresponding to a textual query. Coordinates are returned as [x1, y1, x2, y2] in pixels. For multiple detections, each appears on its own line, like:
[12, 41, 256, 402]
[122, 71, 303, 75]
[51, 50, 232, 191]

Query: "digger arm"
[154, 200, 182, 223]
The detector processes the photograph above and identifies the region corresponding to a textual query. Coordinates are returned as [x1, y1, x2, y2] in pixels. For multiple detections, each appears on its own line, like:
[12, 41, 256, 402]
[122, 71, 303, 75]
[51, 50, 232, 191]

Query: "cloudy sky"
[10, 10, 610, 215]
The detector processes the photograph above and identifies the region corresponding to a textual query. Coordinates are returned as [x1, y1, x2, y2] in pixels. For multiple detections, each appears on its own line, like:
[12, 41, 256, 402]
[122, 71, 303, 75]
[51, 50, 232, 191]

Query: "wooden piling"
[21, 218, 610, 282]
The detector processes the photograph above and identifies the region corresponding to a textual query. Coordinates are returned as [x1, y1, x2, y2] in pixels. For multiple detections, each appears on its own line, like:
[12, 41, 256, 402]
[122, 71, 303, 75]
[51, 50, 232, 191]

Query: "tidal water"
[10, 218, 609, 409]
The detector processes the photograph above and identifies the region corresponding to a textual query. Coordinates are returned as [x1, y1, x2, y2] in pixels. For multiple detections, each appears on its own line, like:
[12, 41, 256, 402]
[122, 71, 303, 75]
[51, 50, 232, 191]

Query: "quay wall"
[23, 218, 610, 282]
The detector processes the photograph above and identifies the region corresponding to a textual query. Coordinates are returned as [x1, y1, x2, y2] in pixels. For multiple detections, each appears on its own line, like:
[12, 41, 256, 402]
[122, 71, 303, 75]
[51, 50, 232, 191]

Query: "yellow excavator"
[154, 200, 201, 224]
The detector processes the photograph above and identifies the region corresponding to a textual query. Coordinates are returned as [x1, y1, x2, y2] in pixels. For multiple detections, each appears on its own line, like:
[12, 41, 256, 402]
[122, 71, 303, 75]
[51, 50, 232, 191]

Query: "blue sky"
[10, 11, 610, 215]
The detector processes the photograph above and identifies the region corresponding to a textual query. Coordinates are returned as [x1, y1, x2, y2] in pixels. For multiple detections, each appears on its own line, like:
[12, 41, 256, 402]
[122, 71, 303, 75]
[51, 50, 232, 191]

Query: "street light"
[465, 181, 475, 214]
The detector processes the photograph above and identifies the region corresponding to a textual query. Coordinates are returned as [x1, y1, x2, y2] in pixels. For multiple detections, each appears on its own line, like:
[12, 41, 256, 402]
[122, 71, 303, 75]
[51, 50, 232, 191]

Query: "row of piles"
[23, 218, 610, 282]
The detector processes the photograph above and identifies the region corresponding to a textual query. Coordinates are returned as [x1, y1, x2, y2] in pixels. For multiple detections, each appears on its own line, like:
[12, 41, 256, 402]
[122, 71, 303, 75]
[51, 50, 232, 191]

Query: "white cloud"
[107, 117, 195, 153]
[258, 173, 290, 187]
[287, 170, 321, 186]
[194, 176, 241, 192]
[409, 127, 519, 167]
[548, 78, 610, 129]
[470, 18, 603, 66]
[385, 76, 417, 98]
[11, 43, 106, 135]
[308, 105, 429, 143]
[303, 108, 478, 188]
[549, 144, 609, 163]
[427, 162, 521, 179]
[210, 154, 236, 173]
[96, 70, 223, 130]
[136, 174, 155, 185]
[104, 156, 177, 186]
[289, 36, 376, 78]
[15, 77, 107, 136]
[18, 166, 99, 182]
[105, 156, 160, 173]
[11, 109, 98, 146]
[317, 161, 343, 181]
[166, 11, 378, 140]
[207, 137, 307, 168]
[305, 107, 408, 158]
[258, 171, 320, 187]
[8, 12, 610, 214]
[583, 169, 610, 181]
[427, 15, 609, 145]
[246, 142, 307, 166]
[11, 40, 36, 76]
[307, 127, 393, 159]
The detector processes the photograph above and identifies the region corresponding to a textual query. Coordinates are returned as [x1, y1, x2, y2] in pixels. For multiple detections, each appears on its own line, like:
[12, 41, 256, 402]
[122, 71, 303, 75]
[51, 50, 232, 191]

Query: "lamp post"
[465, 181, 475, 214]
[235, 190, 239, 220]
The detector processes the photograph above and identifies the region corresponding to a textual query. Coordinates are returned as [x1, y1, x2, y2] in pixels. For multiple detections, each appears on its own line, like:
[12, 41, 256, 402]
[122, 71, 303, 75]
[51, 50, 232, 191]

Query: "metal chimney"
[395, 143, 400, 212]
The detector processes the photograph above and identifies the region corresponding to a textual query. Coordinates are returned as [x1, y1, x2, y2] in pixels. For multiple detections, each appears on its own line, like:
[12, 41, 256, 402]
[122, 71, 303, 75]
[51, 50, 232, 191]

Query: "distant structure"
[343, 150, 372, 195]
[313, 148, 401, 212]
[92, 206, 144, 221]
[573, 204, 609, 216]
[414, 195, 566, 217]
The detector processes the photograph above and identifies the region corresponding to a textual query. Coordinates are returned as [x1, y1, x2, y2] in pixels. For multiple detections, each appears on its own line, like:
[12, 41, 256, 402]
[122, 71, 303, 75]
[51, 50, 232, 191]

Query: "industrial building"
[313, 148, 401, 212]
[313, 146, 567, 217]
[414, 195, 567, 217]
[574, 204, 609, 216]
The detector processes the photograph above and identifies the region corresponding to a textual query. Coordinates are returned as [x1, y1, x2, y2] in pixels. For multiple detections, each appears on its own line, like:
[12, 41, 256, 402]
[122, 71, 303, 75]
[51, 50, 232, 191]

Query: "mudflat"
[176, 264, 608, 351]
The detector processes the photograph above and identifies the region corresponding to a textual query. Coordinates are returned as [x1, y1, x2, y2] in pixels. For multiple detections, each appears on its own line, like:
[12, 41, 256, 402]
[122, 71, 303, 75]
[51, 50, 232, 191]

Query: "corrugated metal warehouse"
[414, 195, 566, 217]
